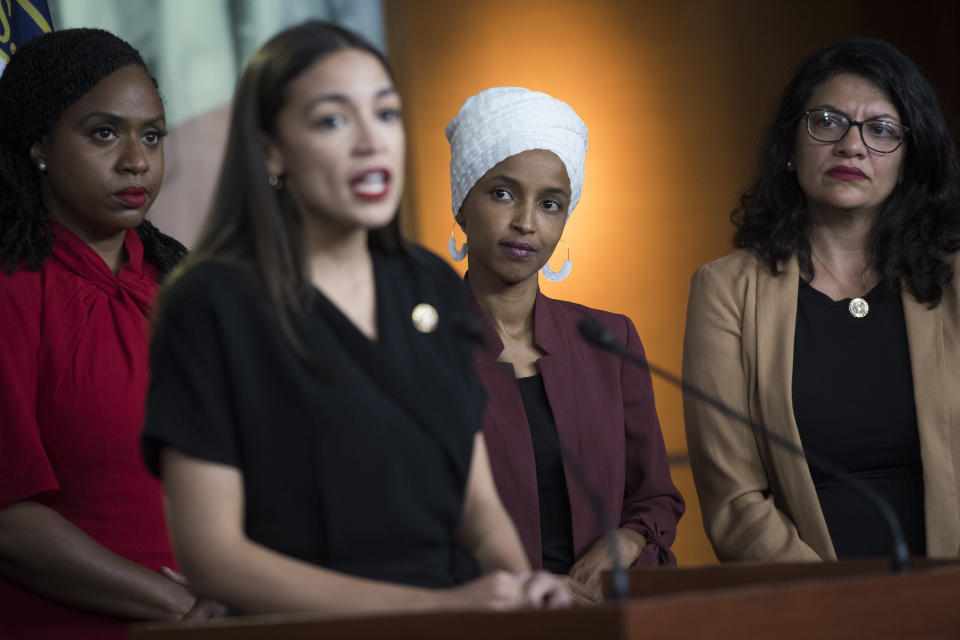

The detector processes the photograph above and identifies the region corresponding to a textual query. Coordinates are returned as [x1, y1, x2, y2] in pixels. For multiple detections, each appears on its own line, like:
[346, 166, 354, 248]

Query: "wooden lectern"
[132, 559, 960, 639]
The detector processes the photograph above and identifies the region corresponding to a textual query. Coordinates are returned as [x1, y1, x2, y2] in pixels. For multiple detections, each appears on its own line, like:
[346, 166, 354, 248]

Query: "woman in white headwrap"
[446, 87, 685, 602]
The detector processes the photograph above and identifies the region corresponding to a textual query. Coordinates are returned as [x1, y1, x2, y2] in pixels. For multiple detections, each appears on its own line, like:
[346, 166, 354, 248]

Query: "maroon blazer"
[471, 291, 684, 568]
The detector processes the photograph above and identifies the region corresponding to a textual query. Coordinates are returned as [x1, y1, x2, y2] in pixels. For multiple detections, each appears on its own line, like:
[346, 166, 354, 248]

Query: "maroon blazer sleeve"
[617, 314, 685, 565]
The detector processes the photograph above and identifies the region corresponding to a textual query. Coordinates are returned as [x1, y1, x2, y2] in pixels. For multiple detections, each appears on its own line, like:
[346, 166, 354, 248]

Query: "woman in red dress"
[0, 29, 221, 637]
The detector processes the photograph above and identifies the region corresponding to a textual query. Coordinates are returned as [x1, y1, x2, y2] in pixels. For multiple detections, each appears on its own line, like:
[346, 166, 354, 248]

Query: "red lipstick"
[826, 166, 867, 181]
[114, 187, 147, 208]
[500, 240, 537, 260]
[350, 169, 391, 201]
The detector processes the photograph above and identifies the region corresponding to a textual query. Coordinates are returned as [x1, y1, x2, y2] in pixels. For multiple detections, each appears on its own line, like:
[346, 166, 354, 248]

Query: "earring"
[541, 238, 572, 282]
[786, 160, 795, 171]
[268, 174, 282, 189]
[37, 161, 47, 172]
[449, 221, 468, 262]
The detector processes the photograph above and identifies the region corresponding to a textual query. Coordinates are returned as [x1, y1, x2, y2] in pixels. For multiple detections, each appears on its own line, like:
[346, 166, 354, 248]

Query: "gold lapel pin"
[411, 303, 439, 333]
[848, 297, 869, 318]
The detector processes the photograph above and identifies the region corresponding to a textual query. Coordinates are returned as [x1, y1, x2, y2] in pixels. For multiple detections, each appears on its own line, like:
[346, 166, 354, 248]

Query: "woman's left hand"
[520, 571, 574, 609]
[568, 528, 646, 602]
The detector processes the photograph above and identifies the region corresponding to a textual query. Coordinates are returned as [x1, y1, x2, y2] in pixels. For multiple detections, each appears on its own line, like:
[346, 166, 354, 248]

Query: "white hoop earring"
[541, 238, 572, 282]
[268, 174, 282, 189]
[449, 222, 468, 262]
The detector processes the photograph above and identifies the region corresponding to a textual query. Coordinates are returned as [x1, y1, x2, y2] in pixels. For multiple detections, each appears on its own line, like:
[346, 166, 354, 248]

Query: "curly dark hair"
[0, 28, 185, 275]
[732, 38, 960, 306]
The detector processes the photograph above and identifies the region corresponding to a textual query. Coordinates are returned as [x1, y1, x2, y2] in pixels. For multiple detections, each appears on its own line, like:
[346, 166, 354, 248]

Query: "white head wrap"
[445, 87, 588, 219]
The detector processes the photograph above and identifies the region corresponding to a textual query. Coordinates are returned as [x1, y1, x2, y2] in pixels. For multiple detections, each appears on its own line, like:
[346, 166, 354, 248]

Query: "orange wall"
[384, 0, 958, 566]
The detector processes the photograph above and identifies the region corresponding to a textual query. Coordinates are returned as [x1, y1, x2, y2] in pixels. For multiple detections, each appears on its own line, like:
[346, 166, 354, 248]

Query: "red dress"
[0, 222, 176, 639]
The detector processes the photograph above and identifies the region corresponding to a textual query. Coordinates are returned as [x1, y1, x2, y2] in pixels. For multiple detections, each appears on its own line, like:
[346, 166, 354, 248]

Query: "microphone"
[578, 318, 910, 574]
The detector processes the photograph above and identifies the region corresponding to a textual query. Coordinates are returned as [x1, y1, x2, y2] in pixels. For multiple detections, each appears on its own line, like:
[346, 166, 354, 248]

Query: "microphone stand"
[578, 319, 910, 574]
[554, 438, 631, 602]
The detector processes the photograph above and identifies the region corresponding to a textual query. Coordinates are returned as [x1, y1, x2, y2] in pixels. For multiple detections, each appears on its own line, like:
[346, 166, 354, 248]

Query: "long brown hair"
[175, 20, 404, 355]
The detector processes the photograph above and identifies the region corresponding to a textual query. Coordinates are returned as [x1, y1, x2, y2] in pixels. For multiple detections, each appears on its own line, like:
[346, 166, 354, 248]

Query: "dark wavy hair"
[732, 38, 960, 306]
[177, 20, 404, 356]
[0, 28, 185, 275]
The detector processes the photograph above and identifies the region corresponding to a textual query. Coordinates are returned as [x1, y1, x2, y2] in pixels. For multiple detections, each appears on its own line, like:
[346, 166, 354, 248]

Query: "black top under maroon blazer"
[471, 290, 685, 568]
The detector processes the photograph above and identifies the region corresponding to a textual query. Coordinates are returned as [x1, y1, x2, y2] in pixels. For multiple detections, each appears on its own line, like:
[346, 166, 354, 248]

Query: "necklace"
[811, 251, 872, 319]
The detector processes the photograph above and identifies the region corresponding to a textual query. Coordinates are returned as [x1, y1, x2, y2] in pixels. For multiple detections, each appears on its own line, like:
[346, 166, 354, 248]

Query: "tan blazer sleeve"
[682, 260, 820, 562]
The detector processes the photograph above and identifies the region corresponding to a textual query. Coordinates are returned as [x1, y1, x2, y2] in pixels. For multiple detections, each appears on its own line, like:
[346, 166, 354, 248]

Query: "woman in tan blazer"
[683, 38, 960, 562]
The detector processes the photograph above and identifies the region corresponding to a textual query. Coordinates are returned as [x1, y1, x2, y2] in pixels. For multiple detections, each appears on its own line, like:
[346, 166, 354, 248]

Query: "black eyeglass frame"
[803, 108, 910, 154]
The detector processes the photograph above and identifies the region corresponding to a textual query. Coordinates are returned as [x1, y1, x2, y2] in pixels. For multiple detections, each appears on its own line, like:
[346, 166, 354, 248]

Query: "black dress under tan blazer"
[682, 249, 960, 561]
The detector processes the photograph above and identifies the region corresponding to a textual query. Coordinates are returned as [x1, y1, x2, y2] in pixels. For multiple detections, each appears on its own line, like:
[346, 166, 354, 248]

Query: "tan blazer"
[682, 249, 960, 561]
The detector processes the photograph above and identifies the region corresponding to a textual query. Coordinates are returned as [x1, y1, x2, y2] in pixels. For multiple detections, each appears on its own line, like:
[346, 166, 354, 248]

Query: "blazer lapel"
[533, 294, 579, 460]
[755, 255, 835, 558]
[467, 292, 543, 564]
[902, 287, 958, 556]
[533, 294, 594, 554]
[469, 294, 532, 468]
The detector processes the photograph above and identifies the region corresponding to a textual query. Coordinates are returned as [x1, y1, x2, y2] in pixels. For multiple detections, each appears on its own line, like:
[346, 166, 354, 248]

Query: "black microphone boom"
[553, 437, 631, 601]
[578, 318, 910, 573]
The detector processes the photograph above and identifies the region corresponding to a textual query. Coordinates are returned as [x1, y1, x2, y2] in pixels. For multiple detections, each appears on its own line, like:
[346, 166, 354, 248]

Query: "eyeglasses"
[803, 109, 909, 153]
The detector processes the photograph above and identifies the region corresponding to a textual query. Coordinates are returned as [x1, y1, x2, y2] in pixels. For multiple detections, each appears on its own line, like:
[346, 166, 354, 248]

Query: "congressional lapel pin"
[411, 303, 439, 333]
[848, 297, 869, 318]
